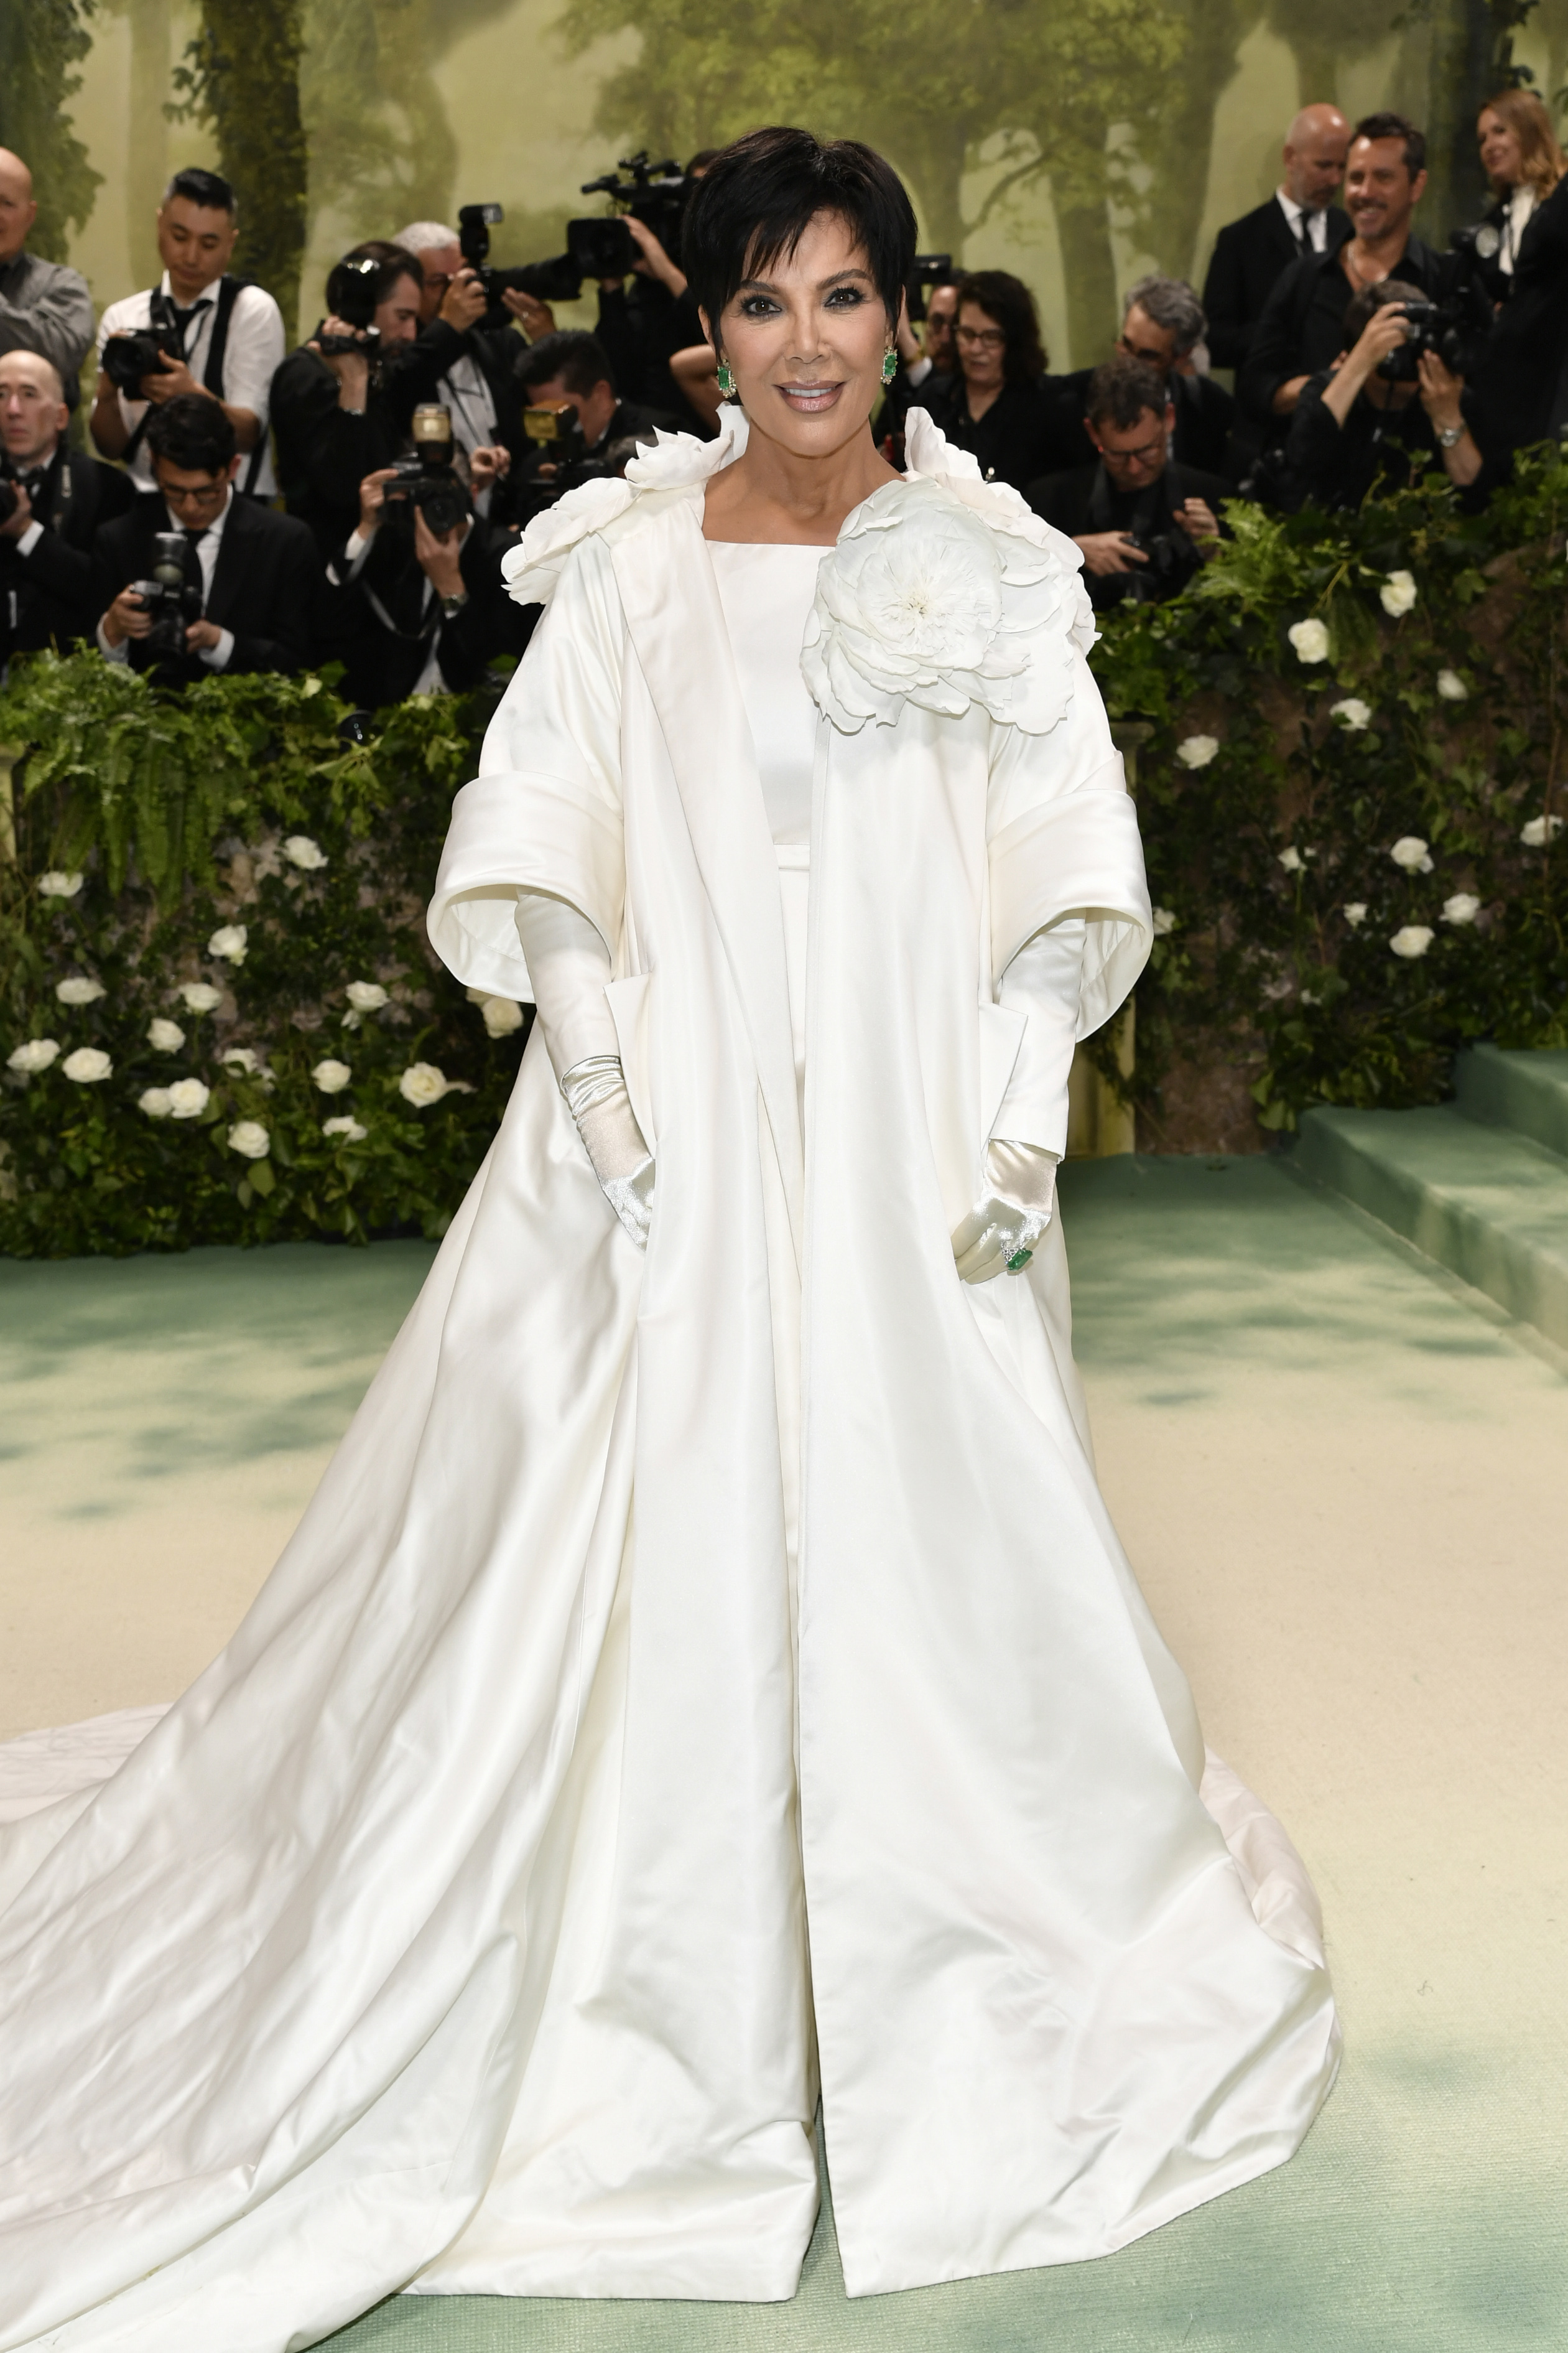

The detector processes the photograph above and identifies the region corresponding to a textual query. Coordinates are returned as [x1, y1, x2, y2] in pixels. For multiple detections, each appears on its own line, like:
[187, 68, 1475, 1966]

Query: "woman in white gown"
[0, 129, 1338, 2350]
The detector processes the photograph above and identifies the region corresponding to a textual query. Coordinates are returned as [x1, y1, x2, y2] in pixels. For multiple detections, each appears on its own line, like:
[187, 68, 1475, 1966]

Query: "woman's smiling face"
[707, 208, 891, 462]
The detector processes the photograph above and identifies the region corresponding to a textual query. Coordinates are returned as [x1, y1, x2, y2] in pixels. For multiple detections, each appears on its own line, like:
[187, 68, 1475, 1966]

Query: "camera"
[579, 151, 694, 266]
[129, 532, 204, 656]
[568, 216, 637, 281]
[906, 254, 953, 325]
[458, 203, 584, 310]
[1121, 526, 1202, 603]
[515, 400, 624, 518]
[318, 256, 381, 357]
[382, 404, 471, 536]
[1376, 241, 1495, 383]
[103, 301, 185, 397]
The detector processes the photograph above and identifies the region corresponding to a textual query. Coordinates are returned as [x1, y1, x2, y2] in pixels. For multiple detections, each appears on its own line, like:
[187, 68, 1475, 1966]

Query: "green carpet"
[3, 1160, 1565, 2349]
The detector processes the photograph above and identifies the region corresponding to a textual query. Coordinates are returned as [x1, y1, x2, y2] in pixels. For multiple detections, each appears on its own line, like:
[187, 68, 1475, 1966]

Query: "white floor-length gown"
[0, 412, 1339, 2352]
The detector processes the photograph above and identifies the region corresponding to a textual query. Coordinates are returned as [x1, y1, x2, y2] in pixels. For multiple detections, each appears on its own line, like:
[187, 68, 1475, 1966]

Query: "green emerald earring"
[881, 348, 898, 385]
[716, 359, 736, 396]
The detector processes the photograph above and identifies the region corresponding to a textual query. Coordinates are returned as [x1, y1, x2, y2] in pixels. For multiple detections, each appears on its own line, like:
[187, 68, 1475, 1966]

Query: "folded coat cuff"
[427, 771, 624, 1002]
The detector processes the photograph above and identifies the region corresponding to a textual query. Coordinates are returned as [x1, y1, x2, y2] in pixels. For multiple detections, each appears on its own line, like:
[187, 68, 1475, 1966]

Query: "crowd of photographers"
[0, 90, 1564, 694]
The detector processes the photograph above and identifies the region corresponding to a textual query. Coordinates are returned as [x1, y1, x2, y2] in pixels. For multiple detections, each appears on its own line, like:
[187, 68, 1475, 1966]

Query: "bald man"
[0, 149, 96, 403]
[1201, 105, 1352, 374]
[0, 348, 132, 670]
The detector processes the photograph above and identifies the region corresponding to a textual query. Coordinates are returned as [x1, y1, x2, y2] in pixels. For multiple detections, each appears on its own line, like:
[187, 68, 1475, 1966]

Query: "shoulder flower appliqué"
[501, 409, 751, 607]
[801, 409, 1093, 737]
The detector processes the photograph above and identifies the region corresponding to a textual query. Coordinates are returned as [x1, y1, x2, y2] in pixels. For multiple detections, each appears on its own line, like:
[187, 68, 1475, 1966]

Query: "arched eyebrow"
[735, 264, 877, 297]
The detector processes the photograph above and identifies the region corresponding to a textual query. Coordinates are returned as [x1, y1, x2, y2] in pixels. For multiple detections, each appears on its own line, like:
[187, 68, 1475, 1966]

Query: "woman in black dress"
[912, 268, 1086, 492]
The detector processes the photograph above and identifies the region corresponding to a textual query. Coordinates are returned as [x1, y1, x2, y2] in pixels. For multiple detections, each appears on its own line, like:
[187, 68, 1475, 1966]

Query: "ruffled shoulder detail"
[501, 408, 750, 607]
[800, 410, 1095, 737]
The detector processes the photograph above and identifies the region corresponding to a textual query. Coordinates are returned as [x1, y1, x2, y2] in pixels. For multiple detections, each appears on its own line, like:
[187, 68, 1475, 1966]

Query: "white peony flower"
[227, 1120, 271, 1160]
[311, 1057, 353, 1094]
[207, 923, 248, 964]
[282, 834, 328, 870]
[37, 870, 83, 900]
[179, 981, 223, 1013]
[139, 1086, 174, 1118]
[399, 1061, 450, 1107]
[221, 1047, 259, 1074]
[479, 995, 524, 1038]
[1389, 925, 1434, 959]
[345, 980, 389, 1013]
[1287, 617, 1330, 663]
[1389, 836, 1434, 873]
[55, 975, 105, 1005]
[1176, 734, 1219, 769]
[1278, 846, 1304, 872]
[1151, 906, 1177, 937]
[1520, 814, 1564, 847]
[802, 471, 1088, 737]
[7, 1037, 60, 1073]
[1342, 903, 1368, 927]
[1441, 892, 1481, 925]
[1380, 570, 1418, 617]
[1330, 698, 1372, 731]
[1436, 668, 1468, 701]
[167, 1077, 211, 1119]
[323, 1116, 368, 1143]
[62, 1046, 111, 1082]
[147, 1018, 187, 1052]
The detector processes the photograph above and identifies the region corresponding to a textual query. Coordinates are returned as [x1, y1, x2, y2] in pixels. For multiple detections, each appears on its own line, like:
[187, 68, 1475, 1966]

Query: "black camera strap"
[121, 276, 266, 495]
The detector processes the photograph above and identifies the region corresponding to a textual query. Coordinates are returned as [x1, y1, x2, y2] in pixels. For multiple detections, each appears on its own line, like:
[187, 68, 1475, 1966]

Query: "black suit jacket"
[387, 319, 526, 467]
[1025, 458, 1232, 609]
[1470, 175, 1568, 457]
[93, 492, 321, 678]
[1202, 198, 1351, 371]
[1239, 235, 1442, 429]
[1, 449, 132, 662]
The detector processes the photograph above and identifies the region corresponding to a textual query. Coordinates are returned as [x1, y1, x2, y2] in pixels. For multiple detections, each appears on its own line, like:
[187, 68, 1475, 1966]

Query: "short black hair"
[681, 126, 916, 348]
[1085, 355, 1169, 432]
[146, 392, 236, 473]
[164, 166, 236, 216]
[1352, 111, 1426, 178]
[1342, 276, 1426, 344]
[516, 330, 616, 399]
[327, 240, 423, 313]
[954, 269, 1047, 382]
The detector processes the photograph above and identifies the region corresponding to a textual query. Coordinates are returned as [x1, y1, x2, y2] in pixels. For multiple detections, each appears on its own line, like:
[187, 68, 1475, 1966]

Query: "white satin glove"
[952, 1140, 1060, 1284]
[560, 1055, 655, 1251]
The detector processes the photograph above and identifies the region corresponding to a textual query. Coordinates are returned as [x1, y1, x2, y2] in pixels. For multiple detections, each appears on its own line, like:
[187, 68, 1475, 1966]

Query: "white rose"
[480, 995, 524, 1038]
[323, 1116, 368, 1142]
[139, 1086, 174, 1118]
[1380, 570, 1418, 617]
[1436, 668, 1468, 701]
[1151, 906, 1177, 937]
[167, 1077, 211, 1119]
[283, 834, 328, 870]
[311, 1057, 353, 1094]
[221, 1046, 259, 1073]
[1520, 814, 1564, 847]
[55, 975, 105, 1005]
[179, 981, 223, 1013]
[1441, 892, 1481, 925]
[1287, 617, 1330, 663]
[1389, 836, 1434, 873]
[399, 1061, 450, 1106]
[1389, 925, 1434, 959]
[1278, 846, 1304, 872]
[227, 1120, 271, 1160]
[1330, 698, 1372, 731]
[147, 1018, 187, 1052]
[37, 870, 83, 900]
[7, 1037, 60, 1074]
[1176, 734, 1219, 769]
[1342, 903, 1368, 927]
[62, 1046, 112, 1082]
[345, 980, 389, 1013]
[207, 923, 248, 964]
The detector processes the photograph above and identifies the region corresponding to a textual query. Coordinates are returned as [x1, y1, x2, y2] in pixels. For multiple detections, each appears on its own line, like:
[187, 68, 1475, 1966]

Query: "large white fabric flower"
[168, 1078, 211, 1119]
[37, 871, 83, 900]
[1330, 699, 1372, 731]
[1520, 814, 1564, 846]
[1389, 836, 1434, 873]
[1177, 734, 1219, 768]
[501, 411, 749, 608]
[179, 981, 223, 1013]
[1380, 571, 1418, 617]
[62, 1046, 112, 1082]
[56, 976, 105, 1005]
[1287, 618, 1330, 663]
[148, 1018, 186, 1052]
[283, 835, 328, 870]
[227, 1120, 270, 1160]
[1389, 925, 1434, 958]
[7, 1037, 60, 1073]
[399, 1061, 450, 1107]
[312, 1058, 353, 1094]
[1441, 892, 1481, 925]
[345, 980, 389, 1013]
[208, 923, 248, 964]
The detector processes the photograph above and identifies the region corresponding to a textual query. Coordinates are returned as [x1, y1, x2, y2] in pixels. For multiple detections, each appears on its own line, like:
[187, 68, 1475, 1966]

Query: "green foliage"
[170, 0, 308, 334]
[1090, 446, 1568, 1136]
[0, 0, 102, 263]
[0, 661, 527, 1256]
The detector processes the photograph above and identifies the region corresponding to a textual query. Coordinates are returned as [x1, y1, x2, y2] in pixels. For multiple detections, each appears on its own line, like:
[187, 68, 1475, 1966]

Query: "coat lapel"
[204, 494, 249, 630]
[611, 498, 805, 1263]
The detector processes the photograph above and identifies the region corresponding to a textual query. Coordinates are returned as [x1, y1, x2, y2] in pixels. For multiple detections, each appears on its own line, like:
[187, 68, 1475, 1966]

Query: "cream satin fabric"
[0, 421, 1338, 2349]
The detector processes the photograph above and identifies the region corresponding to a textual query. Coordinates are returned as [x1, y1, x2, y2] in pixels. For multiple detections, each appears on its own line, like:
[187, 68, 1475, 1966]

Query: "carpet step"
[1454, 1041, 1568, 1160]
[1295, 1102, 1568, 1347]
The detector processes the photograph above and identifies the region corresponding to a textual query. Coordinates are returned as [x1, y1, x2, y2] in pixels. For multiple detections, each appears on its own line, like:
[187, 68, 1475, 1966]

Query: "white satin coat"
[0, 416, 1338, 2349]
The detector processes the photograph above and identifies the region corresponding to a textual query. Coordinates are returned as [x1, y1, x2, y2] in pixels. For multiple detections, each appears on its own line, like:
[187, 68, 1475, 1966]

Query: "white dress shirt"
[97, 485, 236, 671]
[96, 273, 284, 493]
[1498, 182, 1538, 276]
[1276, 189, 1331, 256]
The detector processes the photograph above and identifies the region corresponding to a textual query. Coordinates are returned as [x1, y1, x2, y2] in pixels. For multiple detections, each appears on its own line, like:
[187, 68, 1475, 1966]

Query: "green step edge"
[1294, 1102, 1568, 1348]
[1454, 1043, 1568, 1160]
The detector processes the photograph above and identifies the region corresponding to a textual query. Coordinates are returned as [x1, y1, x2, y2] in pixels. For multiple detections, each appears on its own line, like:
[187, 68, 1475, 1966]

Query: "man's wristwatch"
[440, 589, 468, 617]
[1437, 422, 1466, 448]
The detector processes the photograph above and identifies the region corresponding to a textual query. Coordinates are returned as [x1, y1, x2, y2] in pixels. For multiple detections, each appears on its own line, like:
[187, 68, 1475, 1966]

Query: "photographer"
[92, 169, 285, 497]
[269, 242, 427, 557]
[513, 330, 671, 520]
[93, 394, 317, 681]
[1060, 276, 1235, 477]
[913, 271, 1087, 492]
[1, 349, 132, 671]
[386, 220, 539, 473]
[1284, 280, 1483, 509]
[593, 189, 709, 431]
[1025, 356, 1226, 610]
[0, 149, 96, 404]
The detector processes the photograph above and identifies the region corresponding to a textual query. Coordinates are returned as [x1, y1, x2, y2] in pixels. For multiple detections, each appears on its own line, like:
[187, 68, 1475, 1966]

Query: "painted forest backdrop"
[2, 0, 1567, 375]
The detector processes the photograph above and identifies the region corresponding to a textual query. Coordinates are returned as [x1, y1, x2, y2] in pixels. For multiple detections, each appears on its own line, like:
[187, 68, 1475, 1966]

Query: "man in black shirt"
[269, 243, 427, 559]
[0, 348, 132, 670]
[1283, 279, 1484, 510]
[1026, 358, 1227, 610]
[1203, 105, 1351, 373]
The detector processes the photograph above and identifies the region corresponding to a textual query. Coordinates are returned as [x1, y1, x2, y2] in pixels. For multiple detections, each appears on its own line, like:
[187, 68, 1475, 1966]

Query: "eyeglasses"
[955, 325, 1006, 349]
[1098, 430, 1169, 465]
